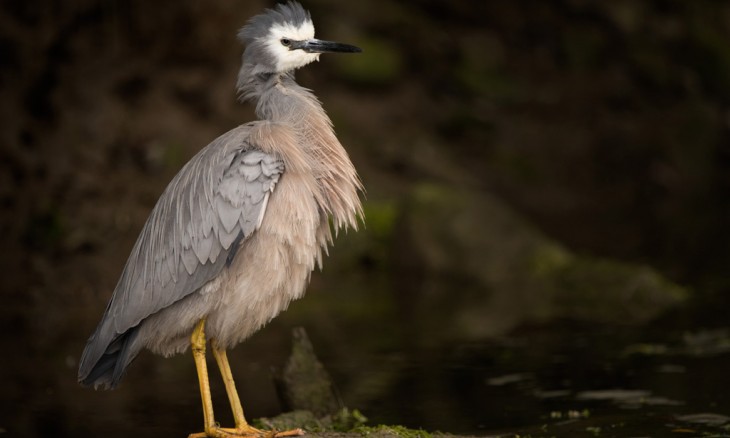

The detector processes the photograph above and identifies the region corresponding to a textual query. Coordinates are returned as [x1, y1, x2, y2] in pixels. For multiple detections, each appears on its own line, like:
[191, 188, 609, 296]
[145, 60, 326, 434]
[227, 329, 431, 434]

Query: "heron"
[77, 2, 363, 437]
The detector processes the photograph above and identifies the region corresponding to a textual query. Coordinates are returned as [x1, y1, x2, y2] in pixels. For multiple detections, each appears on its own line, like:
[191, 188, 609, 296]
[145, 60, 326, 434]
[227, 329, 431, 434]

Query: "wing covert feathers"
[78, 122, 286, 387]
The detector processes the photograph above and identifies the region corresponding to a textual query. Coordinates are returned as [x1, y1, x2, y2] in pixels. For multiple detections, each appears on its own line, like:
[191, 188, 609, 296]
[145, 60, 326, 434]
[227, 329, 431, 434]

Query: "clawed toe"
[189, 426, 305, 438]
[273, 428, 305, 438]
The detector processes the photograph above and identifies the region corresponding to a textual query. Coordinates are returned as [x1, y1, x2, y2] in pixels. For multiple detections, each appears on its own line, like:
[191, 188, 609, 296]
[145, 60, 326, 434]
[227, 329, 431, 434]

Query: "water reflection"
[349, 321, 730, 436]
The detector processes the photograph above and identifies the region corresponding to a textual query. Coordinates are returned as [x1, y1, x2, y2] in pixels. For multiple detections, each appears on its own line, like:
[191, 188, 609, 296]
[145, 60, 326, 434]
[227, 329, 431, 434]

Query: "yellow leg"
[189, 318, 217, 437]
[210, 339, 305, 438]
[211, 341, 251, 431]
[187, 319, 304, 438]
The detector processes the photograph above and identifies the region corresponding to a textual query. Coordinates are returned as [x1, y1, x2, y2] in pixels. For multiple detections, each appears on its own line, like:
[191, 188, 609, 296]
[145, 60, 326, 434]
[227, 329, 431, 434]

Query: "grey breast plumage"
[78, 122, 284, 388]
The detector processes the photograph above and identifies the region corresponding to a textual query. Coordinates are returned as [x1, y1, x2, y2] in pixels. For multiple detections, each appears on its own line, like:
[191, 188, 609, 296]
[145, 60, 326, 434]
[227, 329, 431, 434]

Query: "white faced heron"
[78, 2, 363, 437]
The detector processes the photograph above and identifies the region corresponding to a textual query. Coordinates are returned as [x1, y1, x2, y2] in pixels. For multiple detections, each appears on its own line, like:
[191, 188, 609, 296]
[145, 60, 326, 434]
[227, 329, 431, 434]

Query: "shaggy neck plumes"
[236, 65, 363, 232]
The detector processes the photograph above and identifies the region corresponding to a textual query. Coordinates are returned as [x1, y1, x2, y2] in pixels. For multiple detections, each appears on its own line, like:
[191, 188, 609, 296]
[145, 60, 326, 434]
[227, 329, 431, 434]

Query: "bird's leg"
[186, 322, 302, 438]
[189, 318, 218, 438]
[211, 340, 305, 438]
[211, 341, 250, 432]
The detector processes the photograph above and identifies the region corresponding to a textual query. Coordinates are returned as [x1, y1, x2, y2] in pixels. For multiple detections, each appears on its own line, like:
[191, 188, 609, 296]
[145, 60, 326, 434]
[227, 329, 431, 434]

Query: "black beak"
[296, 39, 361, 54]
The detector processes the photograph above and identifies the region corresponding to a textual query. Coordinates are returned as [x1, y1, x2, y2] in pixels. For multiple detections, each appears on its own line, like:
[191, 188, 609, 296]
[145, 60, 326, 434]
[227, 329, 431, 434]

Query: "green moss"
[331, 408, 369, 432]
[254, 410, 323, 432]
[353, 424, 432, 438]
[254, 408, 368, 433]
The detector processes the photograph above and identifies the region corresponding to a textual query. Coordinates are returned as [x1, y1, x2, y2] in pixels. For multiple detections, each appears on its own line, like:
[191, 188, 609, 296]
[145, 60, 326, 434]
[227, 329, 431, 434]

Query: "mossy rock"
[396, 183, 688, 340]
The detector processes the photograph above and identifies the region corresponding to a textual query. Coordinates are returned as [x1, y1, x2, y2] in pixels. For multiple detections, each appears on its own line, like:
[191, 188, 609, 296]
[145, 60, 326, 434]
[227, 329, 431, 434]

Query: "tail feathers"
[78, 327, 141, 389]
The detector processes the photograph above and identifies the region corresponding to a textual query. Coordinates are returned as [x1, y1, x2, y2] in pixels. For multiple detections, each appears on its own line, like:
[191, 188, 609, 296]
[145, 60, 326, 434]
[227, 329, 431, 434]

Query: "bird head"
[238, 1, 360, 75]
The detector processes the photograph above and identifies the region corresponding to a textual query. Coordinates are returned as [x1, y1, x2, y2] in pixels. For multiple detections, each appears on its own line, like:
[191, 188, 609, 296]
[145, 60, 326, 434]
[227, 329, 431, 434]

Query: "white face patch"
[263, 19, 319, 72]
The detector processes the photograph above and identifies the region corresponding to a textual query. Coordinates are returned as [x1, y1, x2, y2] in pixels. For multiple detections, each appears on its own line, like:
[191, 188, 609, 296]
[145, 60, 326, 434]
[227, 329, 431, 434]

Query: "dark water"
[348, 323, 730, 436]
[5, 299, 730, 437]
[0, 270, 730, 437]
[5, 284, 730, 437]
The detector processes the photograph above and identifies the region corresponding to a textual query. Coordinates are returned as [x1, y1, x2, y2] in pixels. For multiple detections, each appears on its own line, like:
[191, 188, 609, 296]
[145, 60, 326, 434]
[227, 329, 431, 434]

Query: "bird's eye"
[280, 38, 292, 47]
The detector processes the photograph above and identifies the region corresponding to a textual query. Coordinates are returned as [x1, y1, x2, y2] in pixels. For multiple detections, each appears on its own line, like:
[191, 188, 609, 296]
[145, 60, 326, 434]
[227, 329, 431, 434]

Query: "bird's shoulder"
[209, 120, 307, 174]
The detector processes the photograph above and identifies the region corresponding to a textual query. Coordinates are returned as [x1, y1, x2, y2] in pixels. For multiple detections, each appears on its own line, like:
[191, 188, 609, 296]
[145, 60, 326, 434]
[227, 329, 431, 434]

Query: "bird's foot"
[189, 425, 305, 438]
[272, 429, 305, 438]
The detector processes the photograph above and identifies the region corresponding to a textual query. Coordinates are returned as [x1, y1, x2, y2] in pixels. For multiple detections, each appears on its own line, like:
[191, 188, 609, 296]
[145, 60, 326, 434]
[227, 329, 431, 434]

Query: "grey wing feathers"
[78, 123, 284, 387]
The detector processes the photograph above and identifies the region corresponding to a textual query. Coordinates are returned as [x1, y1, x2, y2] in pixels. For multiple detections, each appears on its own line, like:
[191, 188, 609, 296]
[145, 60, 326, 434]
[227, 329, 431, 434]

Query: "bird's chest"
[260, 169, 324, 252]
[221, 170, 323, 303]
[207, 172, 324, 347]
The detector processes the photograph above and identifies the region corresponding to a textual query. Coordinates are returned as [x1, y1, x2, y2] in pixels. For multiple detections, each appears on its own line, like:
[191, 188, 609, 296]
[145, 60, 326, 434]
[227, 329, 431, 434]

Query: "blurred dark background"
[2, 0, 730, 436]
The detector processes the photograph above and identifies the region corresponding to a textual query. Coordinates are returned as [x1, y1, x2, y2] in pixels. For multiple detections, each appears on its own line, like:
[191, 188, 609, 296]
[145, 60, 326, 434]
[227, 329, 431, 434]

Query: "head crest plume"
[238, 1, 311, 44]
